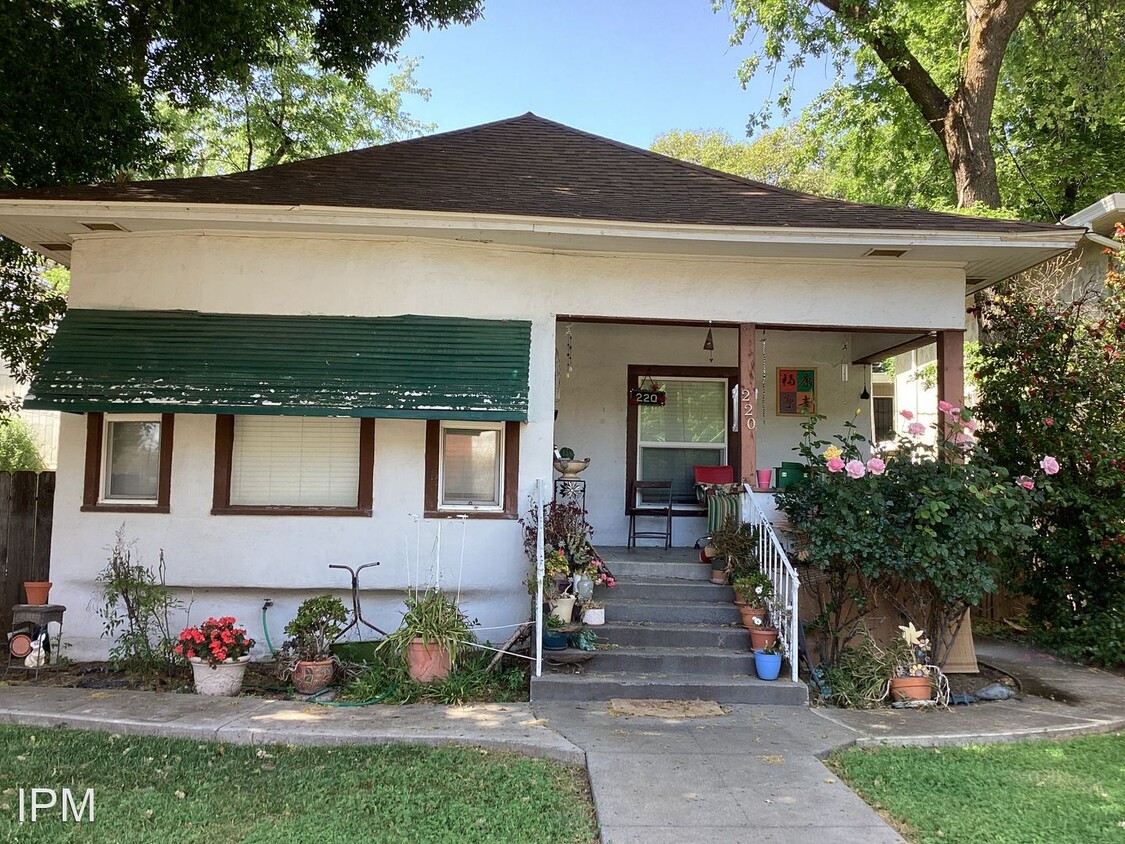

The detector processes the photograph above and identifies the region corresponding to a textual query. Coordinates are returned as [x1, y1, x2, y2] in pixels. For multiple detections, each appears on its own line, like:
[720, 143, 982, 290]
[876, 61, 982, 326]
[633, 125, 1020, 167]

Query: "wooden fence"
[0, 471, 55, 631]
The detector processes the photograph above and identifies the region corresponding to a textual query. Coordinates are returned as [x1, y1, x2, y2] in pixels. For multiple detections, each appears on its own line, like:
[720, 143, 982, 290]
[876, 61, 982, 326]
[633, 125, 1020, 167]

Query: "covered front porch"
[552, 317, 964, 548]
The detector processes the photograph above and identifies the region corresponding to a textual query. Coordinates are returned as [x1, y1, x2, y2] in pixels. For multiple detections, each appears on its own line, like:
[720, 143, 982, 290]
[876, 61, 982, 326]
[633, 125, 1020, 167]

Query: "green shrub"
[975, 225, 1125, 666]
[0, 415, 44, 472]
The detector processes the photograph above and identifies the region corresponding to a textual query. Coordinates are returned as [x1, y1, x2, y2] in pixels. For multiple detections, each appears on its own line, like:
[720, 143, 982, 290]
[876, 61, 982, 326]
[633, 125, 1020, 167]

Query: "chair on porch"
[627, 480, 673, 549]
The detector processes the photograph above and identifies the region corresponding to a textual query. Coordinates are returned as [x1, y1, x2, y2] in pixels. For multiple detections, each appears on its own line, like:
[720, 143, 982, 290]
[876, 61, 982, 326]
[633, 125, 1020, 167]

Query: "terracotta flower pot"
[739, 605, 767, 629]
[189, 655, 251, 697]
[292, 659, 335, 695]
[23, 581, 52, 605]
[890, 675, 933, 702]
[748, 627, 778, 651]
[406, 638, 451, 683]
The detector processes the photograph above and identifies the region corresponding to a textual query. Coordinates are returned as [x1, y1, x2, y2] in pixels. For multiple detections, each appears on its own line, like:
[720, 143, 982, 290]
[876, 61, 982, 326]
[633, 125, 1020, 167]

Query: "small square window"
[83, 413, 174, 512]
[440, 424, 503, 509]
[425, 420, 520, 519]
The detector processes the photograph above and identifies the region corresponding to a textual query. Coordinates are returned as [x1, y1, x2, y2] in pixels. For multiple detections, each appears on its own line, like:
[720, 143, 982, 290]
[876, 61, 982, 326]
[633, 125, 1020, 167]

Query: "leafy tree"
[975, 231, 1125, 666]
[0, 416, 45, 473]
[651, 125, 834, 196]
[723, 0, 1125, 214]
[154, 47, 433, 177]
[0, 0, 480, 409]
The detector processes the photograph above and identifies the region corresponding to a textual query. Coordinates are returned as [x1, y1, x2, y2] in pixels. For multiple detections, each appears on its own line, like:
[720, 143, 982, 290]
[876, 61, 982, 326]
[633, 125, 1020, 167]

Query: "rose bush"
[779, 407, 1053, 668]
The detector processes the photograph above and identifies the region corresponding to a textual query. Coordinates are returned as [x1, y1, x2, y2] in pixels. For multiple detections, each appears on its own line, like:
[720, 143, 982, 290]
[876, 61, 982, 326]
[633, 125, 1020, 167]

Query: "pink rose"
[866, 457, 886, 475]
[900, 410, 914, 421]
[845, 459, 866, 479]
[938, 400, 953, 413]
[1045, 418, 1054, 427]
[964, 418, 979, 432]
[1040, 455, 1060, 475]
[826, 456, 845, 473]
[907, 422, 926, 436]
[955, 432, 974, 444]
[1018, 476, 1035, 490]
[951, 407, 961, 416]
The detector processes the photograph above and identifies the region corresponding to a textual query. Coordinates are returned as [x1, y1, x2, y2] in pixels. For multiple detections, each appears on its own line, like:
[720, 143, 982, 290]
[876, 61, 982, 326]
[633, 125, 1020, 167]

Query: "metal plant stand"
[329, 562, 387, 637]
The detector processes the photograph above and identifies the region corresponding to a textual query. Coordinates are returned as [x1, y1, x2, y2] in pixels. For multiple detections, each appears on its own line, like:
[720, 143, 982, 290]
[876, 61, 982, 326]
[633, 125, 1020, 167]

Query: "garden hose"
[304, 684, 396, 707]
[261, 605, 277, 657]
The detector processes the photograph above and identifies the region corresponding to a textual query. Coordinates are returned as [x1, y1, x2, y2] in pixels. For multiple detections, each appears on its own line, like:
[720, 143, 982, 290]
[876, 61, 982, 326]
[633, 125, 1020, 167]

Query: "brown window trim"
[625, 365, 740, 516]
[424, 420, 520, 520]
[82, 412, 174, 513]
[211, 415, 375, 517]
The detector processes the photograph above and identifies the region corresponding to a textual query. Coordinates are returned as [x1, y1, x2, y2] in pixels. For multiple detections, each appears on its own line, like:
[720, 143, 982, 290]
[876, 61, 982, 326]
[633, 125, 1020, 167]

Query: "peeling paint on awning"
[24, 310, 531, 421]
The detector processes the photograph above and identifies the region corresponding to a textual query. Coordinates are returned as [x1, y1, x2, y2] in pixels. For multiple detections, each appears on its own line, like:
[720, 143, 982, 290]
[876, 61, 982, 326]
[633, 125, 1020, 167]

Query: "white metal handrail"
[534, 477, 546, 678]
[742, 484, 801, 682]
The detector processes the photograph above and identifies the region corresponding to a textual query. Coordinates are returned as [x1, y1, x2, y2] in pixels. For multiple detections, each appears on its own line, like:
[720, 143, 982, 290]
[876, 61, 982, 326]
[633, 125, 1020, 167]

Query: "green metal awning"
[24, 309, 531, 421]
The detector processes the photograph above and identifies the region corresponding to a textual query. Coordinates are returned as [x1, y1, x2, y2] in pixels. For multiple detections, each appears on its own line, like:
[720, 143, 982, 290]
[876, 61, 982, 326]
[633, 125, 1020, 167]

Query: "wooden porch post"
[936, 329, 965, 432]
[738, 323, 757, 485]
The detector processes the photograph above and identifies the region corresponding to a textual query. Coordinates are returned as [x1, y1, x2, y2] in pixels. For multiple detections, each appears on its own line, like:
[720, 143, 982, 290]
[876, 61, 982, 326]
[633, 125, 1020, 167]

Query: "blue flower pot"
[754, 650, 782, 681]
[542, 629, 569, 651]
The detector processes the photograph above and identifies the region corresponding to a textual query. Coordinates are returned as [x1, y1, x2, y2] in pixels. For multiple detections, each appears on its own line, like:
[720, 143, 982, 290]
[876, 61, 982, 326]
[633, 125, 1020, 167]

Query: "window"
[212, 415, 374, 516]
[82, 412, 174, 512]
[424, 420, 520, 518]
[873, 397, 895, 442]
[626, 366, 739, 510]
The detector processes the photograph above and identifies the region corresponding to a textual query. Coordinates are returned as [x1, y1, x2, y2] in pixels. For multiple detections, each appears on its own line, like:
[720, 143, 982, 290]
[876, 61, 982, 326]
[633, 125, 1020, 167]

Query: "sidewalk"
[813, 636, 1125, 746]
[0, 636, 1119, 844]
[0, 686, 583, 765]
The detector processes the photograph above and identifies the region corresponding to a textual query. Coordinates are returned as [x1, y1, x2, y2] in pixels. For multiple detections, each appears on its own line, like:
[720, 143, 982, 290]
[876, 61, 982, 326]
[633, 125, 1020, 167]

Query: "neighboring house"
[0, 114, 1082, 660]
[1060, 193, 1124, 297]
[1, 361, 59, 469]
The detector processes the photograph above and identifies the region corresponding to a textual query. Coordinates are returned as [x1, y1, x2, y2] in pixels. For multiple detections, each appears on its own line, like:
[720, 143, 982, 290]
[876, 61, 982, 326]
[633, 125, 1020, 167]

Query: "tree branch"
[817, 0, 952, 136]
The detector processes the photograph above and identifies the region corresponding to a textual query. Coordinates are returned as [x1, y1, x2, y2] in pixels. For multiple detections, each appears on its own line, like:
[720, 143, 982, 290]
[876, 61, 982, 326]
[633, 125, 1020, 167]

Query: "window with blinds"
[229, 416, 361, 507]
[638, 378, 728, 505]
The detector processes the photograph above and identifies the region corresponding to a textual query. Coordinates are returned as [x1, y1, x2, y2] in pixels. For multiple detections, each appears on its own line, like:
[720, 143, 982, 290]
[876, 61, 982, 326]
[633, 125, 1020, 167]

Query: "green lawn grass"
[0, 726, 597, 843]
[829, 733, 1125, 844]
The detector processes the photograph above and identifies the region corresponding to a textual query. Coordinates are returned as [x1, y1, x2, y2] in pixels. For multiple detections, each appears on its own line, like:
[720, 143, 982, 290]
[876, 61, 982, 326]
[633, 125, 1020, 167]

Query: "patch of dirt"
[1, 660, 296, 699]
[944, 661, 1019, 698]
[608, 698, 726, 718]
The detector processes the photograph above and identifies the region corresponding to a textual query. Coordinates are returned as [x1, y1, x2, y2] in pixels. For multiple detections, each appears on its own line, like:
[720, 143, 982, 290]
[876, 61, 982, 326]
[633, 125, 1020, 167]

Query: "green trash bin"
[776, 465, 806, 489]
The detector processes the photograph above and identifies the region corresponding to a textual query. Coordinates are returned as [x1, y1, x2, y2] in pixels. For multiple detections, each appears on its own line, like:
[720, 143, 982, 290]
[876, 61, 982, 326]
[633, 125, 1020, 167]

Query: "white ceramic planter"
[189, 655, 251, 696]
[583, 607, 605, 625]
[550, 594, 577, 623]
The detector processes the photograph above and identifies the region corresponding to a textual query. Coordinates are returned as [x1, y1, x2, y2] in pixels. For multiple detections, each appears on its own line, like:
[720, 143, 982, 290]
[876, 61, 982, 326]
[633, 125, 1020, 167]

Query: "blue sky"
[372, 0, 835, 148]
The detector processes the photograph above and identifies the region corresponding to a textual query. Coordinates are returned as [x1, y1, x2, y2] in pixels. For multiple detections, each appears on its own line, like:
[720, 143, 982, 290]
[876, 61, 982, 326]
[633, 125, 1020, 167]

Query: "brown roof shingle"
[0, 113, 1064, 234]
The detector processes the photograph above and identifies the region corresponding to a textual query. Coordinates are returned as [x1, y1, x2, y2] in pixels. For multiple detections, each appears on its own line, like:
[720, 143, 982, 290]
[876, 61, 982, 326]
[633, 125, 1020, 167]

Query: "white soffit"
[0, 200, 1084, 285]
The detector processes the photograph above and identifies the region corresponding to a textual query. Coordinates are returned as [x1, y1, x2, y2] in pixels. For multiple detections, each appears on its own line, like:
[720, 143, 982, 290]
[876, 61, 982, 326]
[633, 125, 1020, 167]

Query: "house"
[0, 114, 1083, 662]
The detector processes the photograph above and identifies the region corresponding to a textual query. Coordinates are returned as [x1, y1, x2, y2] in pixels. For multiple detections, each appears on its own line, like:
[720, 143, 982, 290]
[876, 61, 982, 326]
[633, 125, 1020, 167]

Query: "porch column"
[738, 323, 757, 485]
[936, 329, 965, 433]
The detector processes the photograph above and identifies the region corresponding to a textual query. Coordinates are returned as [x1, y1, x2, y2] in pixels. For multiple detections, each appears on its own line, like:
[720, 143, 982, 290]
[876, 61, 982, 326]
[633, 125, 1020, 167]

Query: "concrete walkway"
[0, 636, 1120, 844]
[534, 701, 904, 844]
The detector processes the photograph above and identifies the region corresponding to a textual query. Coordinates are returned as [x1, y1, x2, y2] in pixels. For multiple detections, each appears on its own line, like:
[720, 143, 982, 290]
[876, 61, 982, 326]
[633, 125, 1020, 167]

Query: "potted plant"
[734, 571, 773, 628]
[279, 595, 348, 695]
[888, 623, 934, 702]
[542, 613, 569, 650]
[753, 641, 783, 681]
[582, 600, 605, 626]
[709, 515, 760, 584]
[377, 588, 475, 683]
[176, 616, 255, 696]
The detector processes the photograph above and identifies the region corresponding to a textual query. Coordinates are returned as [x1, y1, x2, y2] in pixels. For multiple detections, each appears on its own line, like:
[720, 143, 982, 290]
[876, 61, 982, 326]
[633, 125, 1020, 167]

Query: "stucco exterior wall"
[554, 322, 880, 546]
[51, 232, 967, 658]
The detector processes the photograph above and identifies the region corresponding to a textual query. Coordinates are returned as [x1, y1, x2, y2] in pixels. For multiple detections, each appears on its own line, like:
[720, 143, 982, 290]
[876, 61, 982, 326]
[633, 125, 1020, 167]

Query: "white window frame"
[437, 420, 506, 512]
[100, 413, 163, 506]
[636, 376, 729, 509]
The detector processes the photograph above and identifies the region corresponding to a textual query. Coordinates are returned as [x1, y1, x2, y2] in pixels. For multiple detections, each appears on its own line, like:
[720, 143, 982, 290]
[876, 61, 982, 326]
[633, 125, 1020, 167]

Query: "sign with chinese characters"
[776, 368, 817, 416]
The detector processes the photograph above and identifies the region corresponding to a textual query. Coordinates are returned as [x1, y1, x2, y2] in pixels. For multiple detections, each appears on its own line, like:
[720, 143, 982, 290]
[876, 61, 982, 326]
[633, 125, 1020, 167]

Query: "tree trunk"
[942, 103, 1002, 208]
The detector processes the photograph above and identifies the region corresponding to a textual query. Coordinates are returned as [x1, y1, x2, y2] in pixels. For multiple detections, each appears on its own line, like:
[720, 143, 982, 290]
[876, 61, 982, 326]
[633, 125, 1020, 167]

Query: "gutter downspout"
[1084, 231, 1124, 253]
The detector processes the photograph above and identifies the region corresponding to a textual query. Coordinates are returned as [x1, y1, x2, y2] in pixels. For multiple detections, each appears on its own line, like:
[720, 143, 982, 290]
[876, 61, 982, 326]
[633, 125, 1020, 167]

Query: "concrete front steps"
[530, 546, 808, 706]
